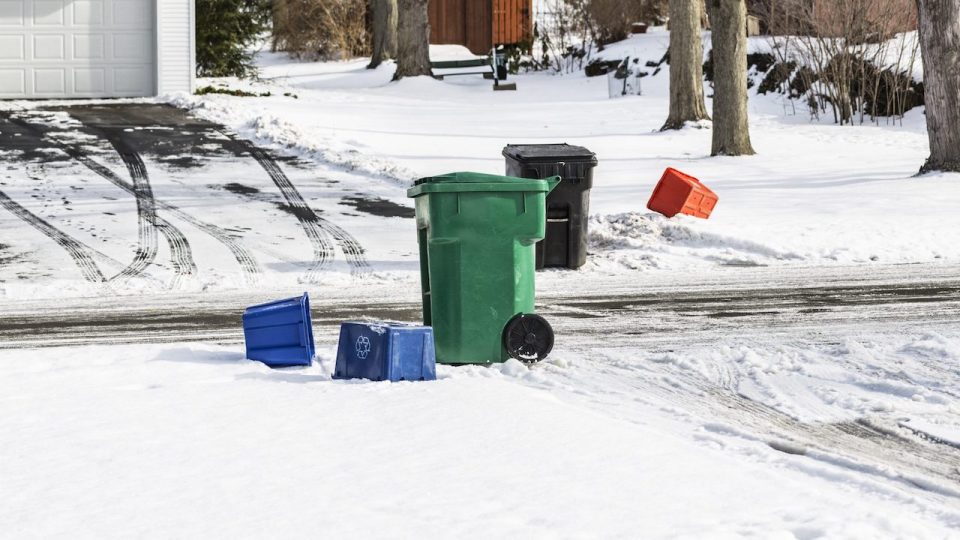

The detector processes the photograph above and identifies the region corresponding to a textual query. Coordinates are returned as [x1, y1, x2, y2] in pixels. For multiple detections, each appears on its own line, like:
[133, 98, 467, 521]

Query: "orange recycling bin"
[647, 168, 718, 219]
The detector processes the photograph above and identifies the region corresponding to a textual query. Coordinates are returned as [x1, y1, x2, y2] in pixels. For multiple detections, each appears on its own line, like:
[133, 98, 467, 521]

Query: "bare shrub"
[272, 0, 369, 61]
[587, 0, 644, 46]
[640, 0, 669, 24]
[530, 0, 595, 73]
[754, 0, 917, 38]
[758, 0, 921, 125]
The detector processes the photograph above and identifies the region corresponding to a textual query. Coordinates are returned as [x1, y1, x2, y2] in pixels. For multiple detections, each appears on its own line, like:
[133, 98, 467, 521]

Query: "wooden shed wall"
[429, 0, 532, 55]
[429, 0, 491, 54]
[493, 0, 532, 46]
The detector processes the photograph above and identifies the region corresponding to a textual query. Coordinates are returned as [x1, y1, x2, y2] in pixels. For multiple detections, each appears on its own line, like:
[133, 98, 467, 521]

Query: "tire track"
[64, 148, 261, 286]
[569, 350, 960, 500]
[98, 133, 157, 283]
[241, 143, 334, 280]
[3, 114, 159, 283]
[154, 216, 196, 288]
[231, 136, 371, 278]
[0, 189, 106, 283]
[102, 133, 197, 286]
[7, 116, 261, 286]
[321, 219, 372, 275]
[724, 394, 960, 498]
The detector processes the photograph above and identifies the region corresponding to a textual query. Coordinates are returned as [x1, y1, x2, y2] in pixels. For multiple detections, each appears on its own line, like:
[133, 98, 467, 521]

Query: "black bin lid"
[503, 143, 598, 164]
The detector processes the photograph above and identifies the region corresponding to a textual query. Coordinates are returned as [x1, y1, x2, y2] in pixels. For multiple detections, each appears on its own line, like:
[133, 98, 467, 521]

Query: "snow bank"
[588, 212, 801, 270]
[168, 92, 418, 186]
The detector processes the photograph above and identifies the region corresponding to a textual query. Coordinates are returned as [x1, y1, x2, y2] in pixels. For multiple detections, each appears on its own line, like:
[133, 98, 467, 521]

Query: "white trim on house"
[188, 0, 195, 92]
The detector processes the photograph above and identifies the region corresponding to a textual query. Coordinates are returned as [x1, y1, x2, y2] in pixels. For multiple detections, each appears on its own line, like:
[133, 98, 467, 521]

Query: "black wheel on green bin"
[503, 314, 554, 364]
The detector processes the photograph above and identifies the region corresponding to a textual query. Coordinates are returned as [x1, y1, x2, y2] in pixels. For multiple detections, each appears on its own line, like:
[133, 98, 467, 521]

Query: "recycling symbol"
[355, 335, 371, 359]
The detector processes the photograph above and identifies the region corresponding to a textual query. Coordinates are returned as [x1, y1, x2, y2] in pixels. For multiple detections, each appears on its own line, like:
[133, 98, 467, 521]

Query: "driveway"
[0, 103, 415, 292]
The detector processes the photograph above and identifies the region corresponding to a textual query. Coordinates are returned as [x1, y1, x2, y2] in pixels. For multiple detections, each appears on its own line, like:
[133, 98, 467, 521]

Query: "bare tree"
[368, 0, 398, 69]
[662, 0, 711, 130]
[706, 0, 755, 155]
[916, 0, 960, 173]
[394, 0, 432, 79]
[271, 0, 290, 52]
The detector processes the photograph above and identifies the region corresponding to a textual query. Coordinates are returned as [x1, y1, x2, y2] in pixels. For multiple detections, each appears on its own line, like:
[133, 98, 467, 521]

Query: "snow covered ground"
[3, 327, 959, 538]
[172, 29, 960, 279]
[3, 265, 960, 538]
[1, 29, 958, 297]
[3, 29, 960, 539]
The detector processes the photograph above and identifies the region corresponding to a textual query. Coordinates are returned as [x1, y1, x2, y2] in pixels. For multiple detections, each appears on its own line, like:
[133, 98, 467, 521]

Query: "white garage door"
[0, 0, 155, 98]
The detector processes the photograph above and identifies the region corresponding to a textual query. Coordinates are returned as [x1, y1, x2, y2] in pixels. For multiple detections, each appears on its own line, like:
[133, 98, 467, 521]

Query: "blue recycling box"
[242, 293, 315, 368]
[335, 322, 436, 382]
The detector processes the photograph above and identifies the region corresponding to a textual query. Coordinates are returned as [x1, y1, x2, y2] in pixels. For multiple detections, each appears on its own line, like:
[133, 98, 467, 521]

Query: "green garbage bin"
[408, 172, 560, 365]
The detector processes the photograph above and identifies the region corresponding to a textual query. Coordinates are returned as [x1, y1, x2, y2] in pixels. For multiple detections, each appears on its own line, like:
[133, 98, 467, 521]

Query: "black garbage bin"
[503, 144, 598, 270]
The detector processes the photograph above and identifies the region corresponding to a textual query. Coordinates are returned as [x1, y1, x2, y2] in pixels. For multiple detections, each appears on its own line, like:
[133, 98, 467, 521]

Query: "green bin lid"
[407, 172, 559, 197]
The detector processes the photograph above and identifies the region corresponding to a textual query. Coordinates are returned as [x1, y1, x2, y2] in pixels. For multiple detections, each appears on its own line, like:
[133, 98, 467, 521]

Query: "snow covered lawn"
[2, 30, 958, 297]
[172, 30, 960, 278]
[3, 339, 959, 538]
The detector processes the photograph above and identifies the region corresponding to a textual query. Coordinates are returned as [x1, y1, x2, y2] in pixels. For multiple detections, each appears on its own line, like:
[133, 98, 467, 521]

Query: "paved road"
[2, 263, 958, 350]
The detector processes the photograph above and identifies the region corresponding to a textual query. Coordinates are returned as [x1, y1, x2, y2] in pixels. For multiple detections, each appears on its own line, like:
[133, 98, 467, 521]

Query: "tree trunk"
[916, 0, 960, 173]
[271, 0, 289, 53]
[394, 0, 432, 80]
[706, 0, 756, 156]
[368, 0, 398, 69]
[662, 0, 711, 130]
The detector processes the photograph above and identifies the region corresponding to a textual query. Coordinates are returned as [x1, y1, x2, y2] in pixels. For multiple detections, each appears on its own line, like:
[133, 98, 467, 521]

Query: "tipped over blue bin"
[335, 322, 436, 382]
[243, 293, 315, 367]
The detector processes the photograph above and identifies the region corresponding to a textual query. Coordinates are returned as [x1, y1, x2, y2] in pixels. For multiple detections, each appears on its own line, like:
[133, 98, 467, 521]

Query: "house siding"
[156, 0, 194, 94]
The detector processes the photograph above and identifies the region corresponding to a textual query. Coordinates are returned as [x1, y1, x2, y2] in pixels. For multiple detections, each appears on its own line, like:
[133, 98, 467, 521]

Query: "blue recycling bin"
[335, 322, 436, 382]
[242, 293, 315, 367]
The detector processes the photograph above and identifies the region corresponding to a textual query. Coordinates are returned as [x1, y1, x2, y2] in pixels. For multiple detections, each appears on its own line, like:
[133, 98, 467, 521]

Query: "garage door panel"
[73, 67, 104, 92]
[0, 69, 25, 93]
[73, 0, 104, 25]
[0, 0, 155, 98]
[33, 67, 64, 94]
[33, 34, 64, 59]
[112, 32, 149, 60]
[73, 33, 104, 59]
[32, 0, 63, 25]
[112, 65, 148, 93]
[112, 0, 150, 28]
[0, 35, 24, 58]
[0, 1, 25, 25]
